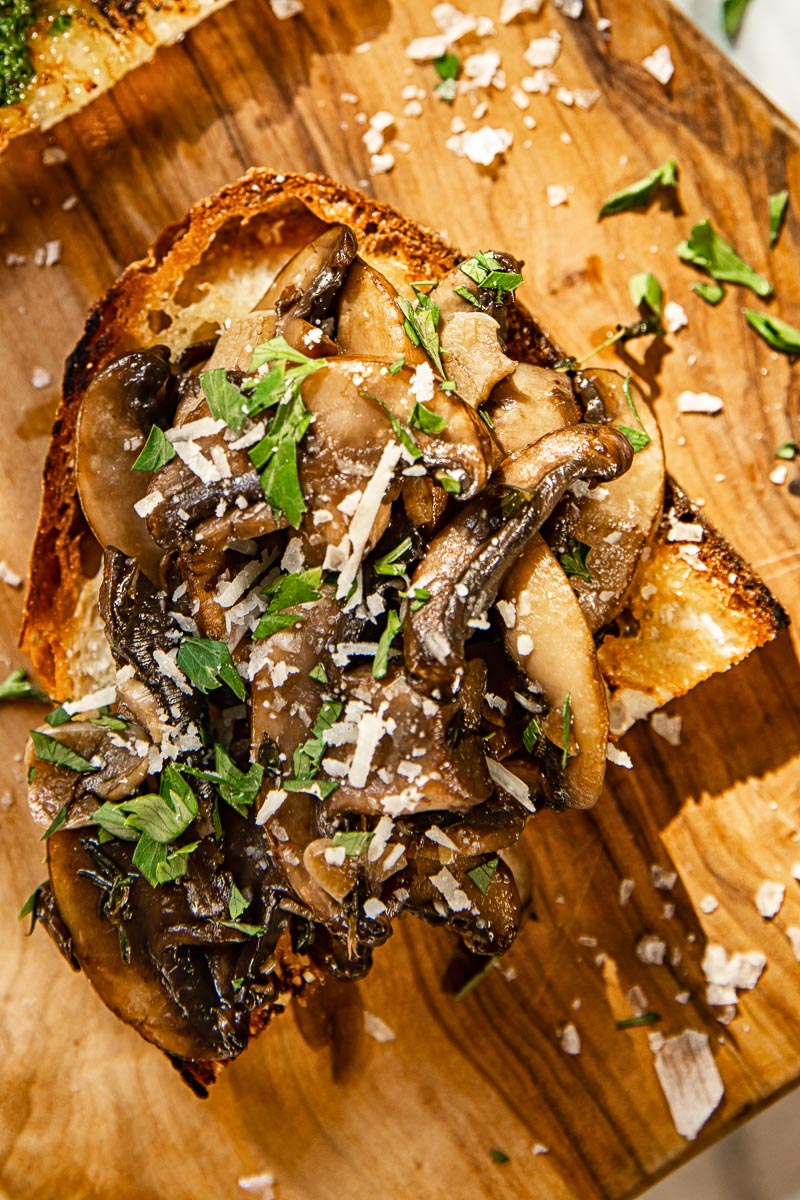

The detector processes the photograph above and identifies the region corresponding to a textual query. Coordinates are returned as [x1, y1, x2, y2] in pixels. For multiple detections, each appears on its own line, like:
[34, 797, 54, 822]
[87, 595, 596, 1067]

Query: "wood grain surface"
[1, 2, 799, 1198]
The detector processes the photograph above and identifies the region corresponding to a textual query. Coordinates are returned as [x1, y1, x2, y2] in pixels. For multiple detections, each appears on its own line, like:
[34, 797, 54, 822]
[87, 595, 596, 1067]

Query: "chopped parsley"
[283, 699, 343, 798]
[454, 955, 497, 1000]
[18, 882, 46, 932]
[41, 803, 68, 840]
[176, 636, 246, 701]
[454, 286, 481, 308]
[48, 11, 72, 33]
[29, 729, 99, 774]
[118, 765, 198, 843]
[619, 373, 652, 454]
[561, 693, 572, 771]
[629, 271, 663, 316]
[522, 717, 541, 755]
[0, 668, 46, 702]
[437, 473, 462, 495]
[559, 538, 593, 582]
[228, 882, 250, 920]
[375, 537, 412, 577]
[388, 357, 406, 375]
[490, 1148, 510, 1165]
[743, 309, 800, 354]
[253, 567, 323, 640]
[676, 219, 772, 297]
[373, 610, 402, 680]
[769, 189, 789, 249]
[397, 288, 447, 377]
[775, 442, 798, 461]
[184, 744, 264, 817]
[433, 51, 460, 102]
[131, 424, 176, 472]
[331, 829, 375, 856]
[200, 369, 249, 433]
[247, 338, 325, 529]
[467, 858, 498, 895]
[400, 586, 430, 611]
[45, 702, 72, 727]
[133, 834, 199, 888]
[692, 281, 725, 306]
[598, 159, 678, 218]
[459, 250, 523, 297]
[309, 662, 328, 684]
[616, 1011, 661, 1029]
[409, 401, 447, 435]
[723, 0, 751, 38]
[363, 392, 422, 462]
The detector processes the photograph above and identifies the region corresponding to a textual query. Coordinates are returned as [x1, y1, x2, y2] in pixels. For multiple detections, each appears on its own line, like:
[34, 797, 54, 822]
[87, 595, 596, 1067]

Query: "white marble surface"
[645, 4, 800, 1199]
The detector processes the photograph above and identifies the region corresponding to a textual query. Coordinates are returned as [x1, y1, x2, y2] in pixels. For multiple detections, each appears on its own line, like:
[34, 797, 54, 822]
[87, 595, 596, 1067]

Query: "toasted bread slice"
[0, 0, 235, 153]
[20, 169, 787, 715]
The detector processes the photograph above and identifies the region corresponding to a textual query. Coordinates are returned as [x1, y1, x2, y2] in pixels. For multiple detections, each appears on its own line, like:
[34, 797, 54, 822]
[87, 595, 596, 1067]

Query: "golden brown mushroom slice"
[336, 257, 426, 364]
[555, 369, 665, 633]
[76, 351, 172, 583]
[431, 261, 518, 407]
[484, 362, 581, 448]
[500, 534, 609, 811]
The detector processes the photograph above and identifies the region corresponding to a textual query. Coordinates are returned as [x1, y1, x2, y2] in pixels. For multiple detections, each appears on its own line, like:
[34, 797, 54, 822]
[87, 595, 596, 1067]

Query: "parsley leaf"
[723, 0, 751, 38]
[18, 882, 46, 932]
[400, 586, 430, 611]
[200, 368, 248, 433]
[561, 693, 572, 771]
[410, 401, 447, 435]
[30, 729, 99, 774]
[437, 473, 462, 494]
[676, 219, 772, 297]
[459, 250, 523, 296]
[363, 391, 422, 461]
[616, 1011, 661, 1029]
[467, 858, 498, 895]
[45, 702, 72, 727]
[41, 803, 69, 840]
[133, 834, 199, 887]
[176, 636, 245, 701]
[522, 717, 541, 755]
[253, 567, 323, 640]
[331, 830, 375, 856]
[375, 537, 412, 577]
[120, 764, 198, 843]
[131, 425, 176, 472]
[309, 662, 328, 684]
[692, 281, 725, 305]
[559, 538, 592, 582]
[599, 159, 678, 218]
[228, 882, 249, 920]
[454, 955, 497, 1000]
[284, 700, 343, 797]
[92, 801, 139, 842]
[490, 1148, 510, 1165]
[620, 373, 652, 453]
[388, 357, 406, 376]
[0, 668, 47, 703]
[434, 51, 460, 102]
[249, 336, 325, 372]
[744, 309, 800, 354]
[769, 189, 789, 249]
[373, 610, 402, 680]
[184, 744, 264, 817]
[397, 289, 447, 376]
[629, 271, 663, 316]
[776, 442, 799, 461]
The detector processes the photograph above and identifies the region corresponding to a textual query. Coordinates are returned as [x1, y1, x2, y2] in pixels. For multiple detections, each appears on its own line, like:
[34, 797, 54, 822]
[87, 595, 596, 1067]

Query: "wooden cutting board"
[1, 2, 799, 1197]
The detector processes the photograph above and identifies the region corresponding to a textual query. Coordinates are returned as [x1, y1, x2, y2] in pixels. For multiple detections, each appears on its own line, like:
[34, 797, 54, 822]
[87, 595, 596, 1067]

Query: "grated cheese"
[485, 755, 536, 812]
[364, 1011, 396, 1042]
[652, 1031, 724, 1141]
[430, 866, 471, 912]
[63, 685, 118, 715]
[336, 441, 403, 599]
[255, 789, 288, 824]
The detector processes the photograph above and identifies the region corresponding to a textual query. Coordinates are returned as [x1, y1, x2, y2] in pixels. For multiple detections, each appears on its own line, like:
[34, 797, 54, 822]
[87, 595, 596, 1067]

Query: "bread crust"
[20, 168, 788, 716]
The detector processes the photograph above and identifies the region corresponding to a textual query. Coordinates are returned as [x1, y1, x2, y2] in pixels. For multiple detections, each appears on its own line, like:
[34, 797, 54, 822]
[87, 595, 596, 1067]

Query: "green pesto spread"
[0, 0, 36, 106]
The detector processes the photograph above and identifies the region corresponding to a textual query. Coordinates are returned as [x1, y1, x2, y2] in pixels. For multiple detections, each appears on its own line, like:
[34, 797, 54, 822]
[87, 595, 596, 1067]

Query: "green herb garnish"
[375, 537, 412, 577]
[434, 51, 460, 102]
[397, 288, 446, 377]
[490, 1148, 510, 1165]
[629, 271, 663, 316]
[522, 717, 541, 755]
[459, 250, 523, 296]
[723, 0, 751, 38]
[776, 442, 799, 461]
[133, 834, 199, 887]
[769, 189, 789, 249]
[228, 882, 250, 920]
[92, 714, 128, 732]
[437, 473, 461, 495]
[49, 11, 72, 33]
[18, 882, 46, 932]
[253, 566, 323, 640]
[0, 668, 46, 703]
[616, 1011, 661, 1029]
[309, 662, 328, 684]
[620, 373, 652, 453]
[120, 765, 198, 843]
[284, 700, 343, 797]
[200, 368, 249, 433]
[45, 702, 72, 727]
[561, 693, 572, 771]
[744, 309, 800, 354]
[331, 830, 375, 856]
[363, 392, 422, 462]
[41, 803, 68, 840]
[30, 729, 98, 774]
[388, 357, 406, 375]
[410, 401, 447, 435]
[692, 281, 725, 306]
[92, 801, 139, 842]
[0, 0, 36, 107]
[559, 538, 592, 582]
[454, 956, 497, 1000]
[400, 586, 430, 611]
[599, 159, 678, 218]
[184, 744, 264, 818]
[454, 285, 481, 308]
[131, 424, 176, 472]
[467, 858, 498, 895]
[176, 636, 245, 700]
[676, 219, 772, 297]
[373, 610, 402, 680]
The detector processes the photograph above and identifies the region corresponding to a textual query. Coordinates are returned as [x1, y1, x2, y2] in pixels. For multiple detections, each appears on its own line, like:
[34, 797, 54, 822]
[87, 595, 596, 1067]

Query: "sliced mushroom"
[548, 369, 666, 632]
[484, 362, 580, 449]
[76, 349, 175, 582]
[405, 425, 634, 685]
[26, 721, 150, 830]
[256, 224, 358, 326]
[336, 257, 425, 364]
[500, 534, 609, 810]
[440, 311, 517, 408]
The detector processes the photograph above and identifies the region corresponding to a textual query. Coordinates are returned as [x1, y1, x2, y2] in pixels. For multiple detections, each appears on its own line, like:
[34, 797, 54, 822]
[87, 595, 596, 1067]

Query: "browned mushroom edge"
[26, 230, 660, 1071]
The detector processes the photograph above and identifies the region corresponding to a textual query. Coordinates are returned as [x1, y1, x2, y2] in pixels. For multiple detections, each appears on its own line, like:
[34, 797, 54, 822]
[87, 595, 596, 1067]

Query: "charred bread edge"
[21, 168, 787, 702]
